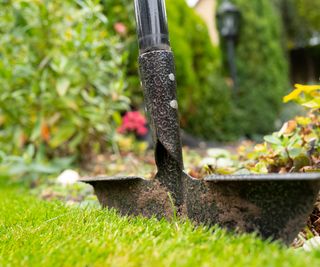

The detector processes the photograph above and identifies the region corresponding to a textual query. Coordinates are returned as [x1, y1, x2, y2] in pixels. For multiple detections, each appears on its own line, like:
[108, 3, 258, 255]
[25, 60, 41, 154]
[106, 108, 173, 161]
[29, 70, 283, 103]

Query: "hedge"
[219, 0, 290, 136]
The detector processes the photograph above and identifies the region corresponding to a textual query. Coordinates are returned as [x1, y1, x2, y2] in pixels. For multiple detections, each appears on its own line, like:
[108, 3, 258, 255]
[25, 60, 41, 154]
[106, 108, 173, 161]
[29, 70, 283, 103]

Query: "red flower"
[117, 111, 148, 137]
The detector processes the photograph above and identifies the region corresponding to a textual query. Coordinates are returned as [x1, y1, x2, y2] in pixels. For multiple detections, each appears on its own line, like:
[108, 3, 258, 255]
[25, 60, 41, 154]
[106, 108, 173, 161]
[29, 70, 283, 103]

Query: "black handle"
[134, 0, 170, 53]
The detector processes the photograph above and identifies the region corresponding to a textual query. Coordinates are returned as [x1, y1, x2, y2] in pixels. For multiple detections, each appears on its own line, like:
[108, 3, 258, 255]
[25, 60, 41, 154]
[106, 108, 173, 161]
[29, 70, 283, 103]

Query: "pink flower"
[114, 22, 127, 36]
[117, 111, 148, 137]
[137, 125, 148, 136]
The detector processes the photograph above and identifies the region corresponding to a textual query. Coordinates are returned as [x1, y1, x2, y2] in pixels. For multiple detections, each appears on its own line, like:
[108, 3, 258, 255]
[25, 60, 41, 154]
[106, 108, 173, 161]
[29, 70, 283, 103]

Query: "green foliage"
[2, 184, 320, 266]
[0, 145, 74, 182]
[167, 0, 233, 140]
[0, 1, 129, 160]
[293, 0, 320, 32]
[225, 0, 289, 136]
[278, 0, 320, 45]
[103, 0, 234, 140]
[284, 84, 320, 109]
[239, 84, 320, 174]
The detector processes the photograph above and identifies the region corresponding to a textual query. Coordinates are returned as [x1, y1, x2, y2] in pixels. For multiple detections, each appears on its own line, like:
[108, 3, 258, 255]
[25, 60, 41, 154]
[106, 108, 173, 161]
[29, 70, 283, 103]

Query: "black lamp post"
[216, 0, 241, 92]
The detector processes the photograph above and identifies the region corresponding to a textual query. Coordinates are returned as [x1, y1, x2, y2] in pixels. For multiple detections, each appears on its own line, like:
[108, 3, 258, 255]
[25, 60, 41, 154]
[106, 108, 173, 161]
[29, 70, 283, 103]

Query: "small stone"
[170, 100, 178, 109]
[169, 73, 175, 81]
[56, 169, 80, 186]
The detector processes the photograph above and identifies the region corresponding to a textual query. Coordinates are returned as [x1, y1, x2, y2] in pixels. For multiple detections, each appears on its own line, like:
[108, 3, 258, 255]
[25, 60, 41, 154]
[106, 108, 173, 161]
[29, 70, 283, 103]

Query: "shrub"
[102, 0, 234, 141]
[240, 84, 320, 174]
[166, 0, 234, 140]
[219, 0, 289, 136]
[290, 0, 320, 35]
[276, 0, 320, 46]
[0, 0, 129, 159]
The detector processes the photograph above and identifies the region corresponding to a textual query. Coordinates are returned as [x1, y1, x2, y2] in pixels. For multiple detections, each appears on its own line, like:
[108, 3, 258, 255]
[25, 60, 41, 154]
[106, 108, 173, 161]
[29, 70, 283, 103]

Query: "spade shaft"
[134, 0, 170, 53]
[136, 0, 184, 208]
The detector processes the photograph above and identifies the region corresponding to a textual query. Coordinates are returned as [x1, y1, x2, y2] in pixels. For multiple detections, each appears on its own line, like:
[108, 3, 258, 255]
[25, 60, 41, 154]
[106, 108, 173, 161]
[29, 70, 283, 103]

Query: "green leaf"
[30, 119, 41, 142]
[288, 148, 303, 158]
[51, 156, 75, 169]
[293, 154, 311, 170]
[264, 135, 282, 145]
[112, 112, 122, 125]
[56, 78, 70, 96]
[29, 163, 60, 174]
[68, 133, 84, 150]
[302, 99, 320, 109]
[49, 125, 76, 148]
[7, 163, 29, 176]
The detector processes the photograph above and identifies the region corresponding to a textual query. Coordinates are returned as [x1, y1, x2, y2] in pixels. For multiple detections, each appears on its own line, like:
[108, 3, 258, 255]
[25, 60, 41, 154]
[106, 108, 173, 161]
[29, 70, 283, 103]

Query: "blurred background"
[0, 0, 319, 182]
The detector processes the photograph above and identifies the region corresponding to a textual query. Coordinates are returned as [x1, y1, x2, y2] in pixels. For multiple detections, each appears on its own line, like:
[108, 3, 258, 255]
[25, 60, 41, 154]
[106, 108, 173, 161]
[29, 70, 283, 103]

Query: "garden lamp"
[216, 0, 241, 91]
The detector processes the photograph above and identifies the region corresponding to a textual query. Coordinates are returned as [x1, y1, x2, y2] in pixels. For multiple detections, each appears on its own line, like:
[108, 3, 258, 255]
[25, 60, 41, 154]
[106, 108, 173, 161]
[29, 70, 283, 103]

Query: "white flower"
[56, 169, 80, 186]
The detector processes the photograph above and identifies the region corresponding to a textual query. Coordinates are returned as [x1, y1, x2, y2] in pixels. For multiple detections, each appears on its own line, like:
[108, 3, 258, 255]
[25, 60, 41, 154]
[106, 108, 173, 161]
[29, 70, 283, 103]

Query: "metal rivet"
[169, 73, 175, 81]
[170, 100, 178, 109]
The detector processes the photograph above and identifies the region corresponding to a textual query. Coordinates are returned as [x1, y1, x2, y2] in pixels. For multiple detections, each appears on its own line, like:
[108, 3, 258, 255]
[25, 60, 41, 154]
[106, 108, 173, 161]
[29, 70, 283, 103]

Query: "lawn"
[0, 179, 320, 267]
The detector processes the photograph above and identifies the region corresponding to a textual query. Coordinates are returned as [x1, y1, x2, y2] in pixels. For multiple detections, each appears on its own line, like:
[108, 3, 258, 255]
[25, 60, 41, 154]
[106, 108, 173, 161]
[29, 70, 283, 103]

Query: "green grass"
[0, 181, 320, 267]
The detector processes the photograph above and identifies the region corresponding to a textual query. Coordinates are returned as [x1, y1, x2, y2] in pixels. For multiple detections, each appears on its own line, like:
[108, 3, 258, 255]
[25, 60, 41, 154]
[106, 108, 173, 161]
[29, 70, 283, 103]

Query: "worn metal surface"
[205, 172, 320, 181]
[84, 177, 174, 220]
[139, 50, 184, 208]
[184, 174, 320, 244]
